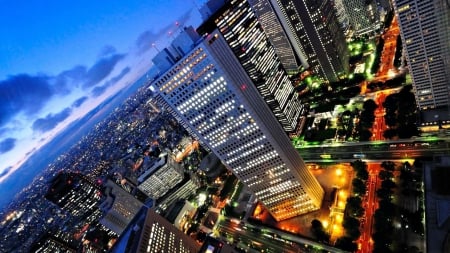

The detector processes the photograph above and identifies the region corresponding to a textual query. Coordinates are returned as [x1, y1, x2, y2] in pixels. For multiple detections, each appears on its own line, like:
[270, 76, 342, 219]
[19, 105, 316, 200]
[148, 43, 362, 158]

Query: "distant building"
[151, 26, 324, 220]
[45, 172, 102, 221]
[30, 233, 77, 253]
[137, 153, 184, 199]
[152, 47, 180, 74]
[393, 0, 450, 111]
[171, 26, 201, 56]
[110, 207, 199, 253]
[99, 179, 144, 235]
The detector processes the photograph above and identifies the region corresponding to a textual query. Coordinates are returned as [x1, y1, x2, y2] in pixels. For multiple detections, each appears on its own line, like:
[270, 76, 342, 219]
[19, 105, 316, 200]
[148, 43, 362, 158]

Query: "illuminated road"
[357, 163, 380, 253]
[296, 137, 450, 162]
[215, 218, 348, 253]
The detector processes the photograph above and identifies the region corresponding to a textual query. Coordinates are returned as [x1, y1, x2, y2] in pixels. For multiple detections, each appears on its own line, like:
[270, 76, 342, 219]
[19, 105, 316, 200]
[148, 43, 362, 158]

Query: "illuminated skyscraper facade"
[247, 0, 301, 74]
[343, 0, 380, 36]
[111, 207, 199, 253]
[152, 30, 324, 220]
[198, 0, 304, 134]
[393, 0, 450, 110]
[45, 172, 102, 221]
[265, 0, 349, 82]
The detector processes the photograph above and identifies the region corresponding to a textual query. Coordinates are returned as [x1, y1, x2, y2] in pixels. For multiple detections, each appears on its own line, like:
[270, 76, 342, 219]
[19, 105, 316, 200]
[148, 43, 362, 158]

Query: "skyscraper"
[247, 0, 301, 74]
[137, 153, 184, 199]
[198, 0, 304, 135]
[99, 179, 144, 235]
[111, 207, 199, 253]
[393, 0, 450, 111]
[261, 0, 349, 82]
[343, 0, 380, 36]
[45, 172, 102, 221]
[151, 28, 324, 221]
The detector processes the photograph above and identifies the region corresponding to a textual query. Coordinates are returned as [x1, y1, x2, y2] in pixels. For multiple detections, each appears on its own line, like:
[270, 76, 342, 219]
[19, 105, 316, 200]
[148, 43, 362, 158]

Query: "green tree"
[352, 178, 367, 196]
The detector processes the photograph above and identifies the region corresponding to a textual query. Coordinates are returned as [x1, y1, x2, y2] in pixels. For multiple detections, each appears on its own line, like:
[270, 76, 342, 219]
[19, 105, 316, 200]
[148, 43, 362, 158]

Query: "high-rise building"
[333, 0, 351, 33]
[30, 233, 77, 253]
[151, 28, 324, 221]
[198, 0, 304, 134]
[393, 0, 450, 111]
[155, 175, 200, 213]
[343, 0, 380, 36]
[110, 207, 199, 253]
[137, 153, 184, 199]
[247, 0, 301, 74]
[261, 0, 349, 82]
[45, 172, 102, 221]
[98, 179, 144, 235]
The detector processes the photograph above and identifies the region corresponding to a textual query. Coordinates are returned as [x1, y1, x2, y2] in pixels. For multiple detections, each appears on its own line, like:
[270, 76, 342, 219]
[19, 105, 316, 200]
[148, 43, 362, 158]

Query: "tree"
[383, 128, 397, 139]
[376, 187, 393, 200]
[310, 219, 330, 242]
[343, 217, 361, 240]
[335, 236, 358, 252]
[381, 161, 396, 171]
[363, 99, 378, 112]
[352, 178, 367, 196]
[356, 168, 369, 181]
[381, 179, 396, 190]
[379, 170, 393, 181]
[346, 196, 364, 217]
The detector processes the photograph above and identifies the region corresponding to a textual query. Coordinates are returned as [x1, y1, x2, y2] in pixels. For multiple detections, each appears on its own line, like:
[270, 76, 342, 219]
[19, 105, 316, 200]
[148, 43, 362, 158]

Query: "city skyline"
[0, 0, 448, 252]
[0, 0, 206, 191]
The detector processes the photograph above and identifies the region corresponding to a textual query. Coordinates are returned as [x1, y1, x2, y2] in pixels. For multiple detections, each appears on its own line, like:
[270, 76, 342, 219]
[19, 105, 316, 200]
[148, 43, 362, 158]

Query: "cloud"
[0, 74, 54, 126]
[135, 8, 194, 54]
[32, 107, 72, 132]
[83, 53, 126, 88]
[98, 45, 117, 58]
[54, 65, 87, 93]
[72, 96, 88, 108]
[0, 166, 12, 178]
[0, 138, 16, 154]
[91, 66, 131, 97]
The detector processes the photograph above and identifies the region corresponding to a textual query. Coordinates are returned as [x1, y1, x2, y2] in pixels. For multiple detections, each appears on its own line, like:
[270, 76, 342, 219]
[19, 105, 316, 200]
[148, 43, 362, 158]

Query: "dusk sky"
[0, 0, 206, 185]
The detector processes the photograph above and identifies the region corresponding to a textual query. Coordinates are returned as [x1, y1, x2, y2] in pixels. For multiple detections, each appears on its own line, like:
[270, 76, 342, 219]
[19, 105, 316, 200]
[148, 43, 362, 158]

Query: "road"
[215, 218, 348, 253]
[373, 15, 400, 82]
[357, 163, 380, 253]
[296, 137, 450, 162]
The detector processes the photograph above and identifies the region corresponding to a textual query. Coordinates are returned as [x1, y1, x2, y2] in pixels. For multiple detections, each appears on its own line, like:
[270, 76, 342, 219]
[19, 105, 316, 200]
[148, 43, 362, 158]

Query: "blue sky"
[0, 0, 205, 184]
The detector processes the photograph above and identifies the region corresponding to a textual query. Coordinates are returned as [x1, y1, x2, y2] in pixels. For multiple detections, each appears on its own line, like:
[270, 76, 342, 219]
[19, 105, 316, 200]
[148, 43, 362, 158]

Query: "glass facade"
[393, 0, 450, 110]
[152, 32, 324, 221]
[268, 0, 349, 82]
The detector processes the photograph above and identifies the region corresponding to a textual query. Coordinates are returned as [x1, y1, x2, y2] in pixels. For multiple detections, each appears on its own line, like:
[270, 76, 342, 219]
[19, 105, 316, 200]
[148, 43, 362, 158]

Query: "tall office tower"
[198, 0, 304, 134]
[333, 0, 351, 32]
[99, 180, 144, 235]
[343, 0, 380, 36]
[30, 233, 77, 253]
[45, 172, 102, 221]
[152, 29, 324, 221]
[137, 153, 184, 199]
[171, 26, 201, 56]
[247, 0, 301, 74]
[111, 207, 199, 253]
[155, 175, 200, 213]
[393, 0, 450, 110]
[263, 0, 349, 82]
